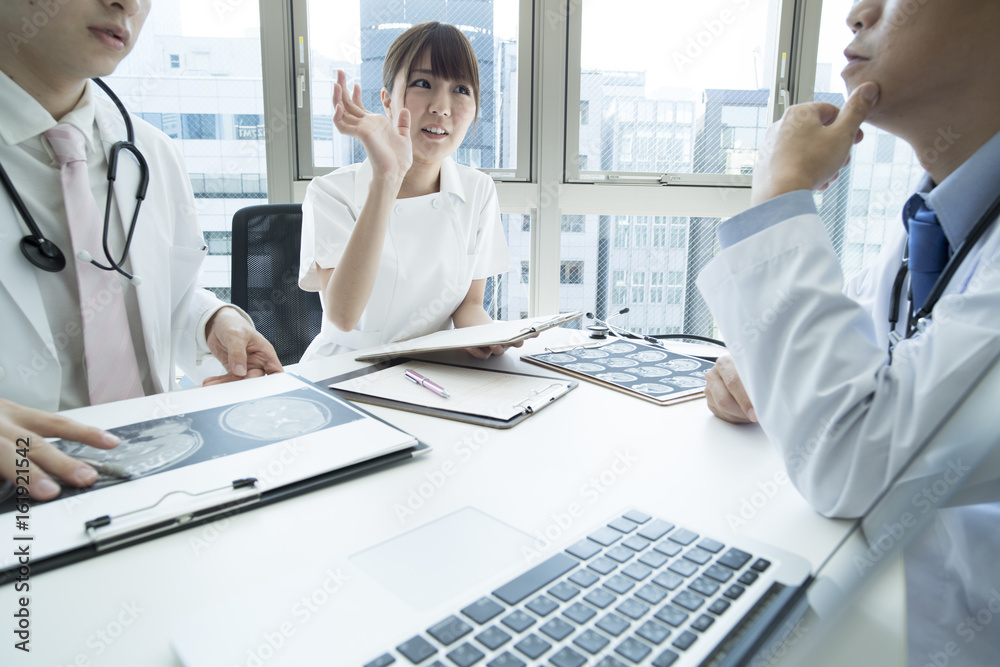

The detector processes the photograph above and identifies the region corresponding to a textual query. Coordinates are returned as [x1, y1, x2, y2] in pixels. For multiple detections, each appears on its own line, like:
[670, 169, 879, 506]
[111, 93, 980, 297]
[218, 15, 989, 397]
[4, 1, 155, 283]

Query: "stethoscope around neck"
[887, 189, 1000, 354]
[0, 77, 149, 285]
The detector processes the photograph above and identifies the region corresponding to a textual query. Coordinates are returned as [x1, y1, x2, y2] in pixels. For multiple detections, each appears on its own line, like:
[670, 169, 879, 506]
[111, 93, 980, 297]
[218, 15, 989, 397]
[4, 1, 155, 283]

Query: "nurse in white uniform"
[299, 22, 510, 362]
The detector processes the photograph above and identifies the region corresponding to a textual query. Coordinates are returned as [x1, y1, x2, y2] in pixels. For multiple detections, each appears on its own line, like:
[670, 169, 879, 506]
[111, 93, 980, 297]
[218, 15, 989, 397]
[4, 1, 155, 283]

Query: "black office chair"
[230, 204, 323, 366]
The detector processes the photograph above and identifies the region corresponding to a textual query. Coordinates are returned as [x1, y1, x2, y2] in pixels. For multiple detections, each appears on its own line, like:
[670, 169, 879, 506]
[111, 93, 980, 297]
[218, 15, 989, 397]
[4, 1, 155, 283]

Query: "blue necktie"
[903, 194, 951, 312]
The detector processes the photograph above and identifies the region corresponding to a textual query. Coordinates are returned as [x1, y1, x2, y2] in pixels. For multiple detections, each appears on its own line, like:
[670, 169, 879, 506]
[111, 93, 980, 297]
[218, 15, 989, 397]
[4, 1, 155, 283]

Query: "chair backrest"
[230, 204, 322, 366]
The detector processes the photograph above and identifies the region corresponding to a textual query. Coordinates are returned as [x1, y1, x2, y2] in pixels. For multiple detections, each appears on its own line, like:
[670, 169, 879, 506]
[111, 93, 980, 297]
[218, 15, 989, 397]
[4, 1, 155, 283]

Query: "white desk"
[0, 329, 904, 666]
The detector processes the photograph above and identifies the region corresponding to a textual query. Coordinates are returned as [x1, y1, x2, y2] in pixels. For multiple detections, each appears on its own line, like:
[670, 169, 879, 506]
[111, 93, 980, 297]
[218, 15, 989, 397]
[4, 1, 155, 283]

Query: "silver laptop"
[171, 350, 1000, 667]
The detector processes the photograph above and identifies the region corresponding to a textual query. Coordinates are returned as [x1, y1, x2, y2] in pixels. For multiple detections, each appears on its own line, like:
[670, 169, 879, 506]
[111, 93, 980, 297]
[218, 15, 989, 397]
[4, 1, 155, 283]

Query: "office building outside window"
[105, 0, 269, 301]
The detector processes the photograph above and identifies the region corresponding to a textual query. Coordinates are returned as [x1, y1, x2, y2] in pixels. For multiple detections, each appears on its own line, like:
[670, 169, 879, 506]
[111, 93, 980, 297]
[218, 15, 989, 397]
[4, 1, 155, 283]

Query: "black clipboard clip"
[514, 383, 572, 414]
[83, 478, 261, 552]
[543, 342, 604, 353]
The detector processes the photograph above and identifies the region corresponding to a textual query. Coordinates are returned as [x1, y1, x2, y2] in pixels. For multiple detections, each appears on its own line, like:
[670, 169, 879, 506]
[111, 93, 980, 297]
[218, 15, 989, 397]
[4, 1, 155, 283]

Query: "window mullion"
[530, 0, 570, 316]
[260, 0, 297, 203]
[788, 0, 824, 105]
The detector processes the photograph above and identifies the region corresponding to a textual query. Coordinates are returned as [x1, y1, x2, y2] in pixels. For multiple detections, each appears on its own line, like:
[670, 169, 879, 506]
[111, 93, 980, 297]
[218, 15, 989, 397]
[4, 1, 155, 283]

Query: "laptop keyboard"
[365, 510, 773, 667]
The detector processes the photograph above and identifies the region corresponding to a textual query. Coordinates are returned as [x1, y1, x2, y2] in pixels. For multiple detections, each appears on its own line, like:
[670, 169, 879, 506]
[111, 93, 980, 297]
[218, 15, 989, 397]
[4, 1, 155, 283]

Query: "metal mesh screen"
[572, 0, 778, 336]
[232, 207, 324, 366]
[306, 0, 521, 172]
[104, 0, 269, 303]
[570, 0, 924, 337]
[813, 0, 924, 282]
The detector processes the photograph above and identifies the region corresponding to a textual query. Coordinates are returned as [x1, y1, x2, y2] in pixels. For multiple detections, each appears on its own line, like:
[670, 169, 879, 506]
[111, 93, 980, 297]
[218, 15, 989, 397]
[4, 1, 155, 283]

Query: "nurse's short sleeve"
[298, 170, 358, 292]
[471, 179, 511, 280]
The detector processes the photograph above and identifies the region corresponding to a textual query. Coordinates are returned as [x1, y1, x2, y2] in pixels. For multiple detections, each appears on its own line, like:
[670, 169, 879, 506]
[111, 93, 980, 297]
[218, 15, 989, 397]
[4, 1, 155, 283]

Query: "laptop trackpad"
[350, 507, 529, 611]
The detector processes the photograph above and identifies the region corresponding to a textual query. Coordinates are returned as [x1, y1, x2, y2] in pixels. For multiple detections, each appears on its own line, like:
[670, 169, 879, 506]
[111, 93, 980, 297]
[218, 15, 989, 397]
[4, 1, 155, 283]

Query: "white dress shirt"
[0, 72, 154, 408]
[0, 71, 232, 410]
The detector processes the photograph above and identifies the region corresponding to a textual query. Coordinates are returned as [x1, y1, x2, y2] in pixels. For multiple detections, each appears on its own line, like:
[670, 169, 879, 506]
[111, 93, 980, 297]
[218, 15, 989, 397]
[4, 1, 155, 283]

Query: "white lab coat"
[0, 93, 225, 412]
[697, 209, 1000, 664]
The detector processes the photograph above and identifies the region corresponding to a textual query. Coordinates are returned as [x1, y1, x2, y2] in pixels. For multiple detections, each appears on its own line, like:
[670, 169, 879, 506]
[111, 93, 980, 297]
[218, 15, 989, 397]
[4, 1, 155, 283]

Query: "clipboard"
[354, 312, 583, 362]
[324, 359, 578, 429]
[522, 338, 713, 406]
[0, 374, 428, 584]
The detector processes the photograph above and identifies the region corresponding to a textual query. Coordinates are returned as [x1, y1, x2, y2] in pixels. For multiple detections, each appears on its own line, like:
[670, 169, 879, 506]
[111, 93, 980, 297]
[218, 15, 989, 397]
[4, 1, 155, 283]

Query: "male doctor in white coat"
[0, 1, 282, 500]
[698, 0, 1000, 664]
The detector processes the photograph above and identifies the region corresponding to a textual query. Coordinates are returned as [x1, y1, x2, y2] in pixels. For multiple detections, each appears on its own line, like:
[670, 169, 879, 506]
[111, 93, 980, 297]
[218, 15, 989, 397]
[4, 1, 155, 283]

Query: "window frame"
[286, 0, 534, 184]
[259, 0, 831, 320]
[561, 0, 804, 188]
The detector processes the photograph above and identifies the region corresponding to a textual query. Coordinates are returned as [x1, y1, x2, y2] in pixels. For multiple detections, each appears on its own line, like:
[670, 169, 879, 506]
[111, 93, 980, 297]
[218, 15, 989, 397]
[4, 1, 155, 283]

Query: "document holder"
[0, 374, 428, 584]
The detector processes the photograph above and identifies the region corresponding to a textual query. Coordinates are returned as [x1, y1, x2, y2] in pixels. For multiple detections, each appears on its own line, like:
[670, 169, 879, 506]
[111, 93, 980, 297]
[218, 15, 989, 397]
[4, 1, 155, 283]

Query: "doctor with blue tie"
[699, 1, 1000, 664]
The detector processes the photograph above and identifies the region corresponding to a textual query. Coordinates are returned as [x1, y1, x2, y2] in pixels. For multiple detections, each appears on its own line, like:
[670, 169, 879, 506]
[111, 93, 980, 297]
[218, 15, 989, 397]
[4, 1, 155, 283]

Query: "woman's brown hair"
[382, 21, 480, 120]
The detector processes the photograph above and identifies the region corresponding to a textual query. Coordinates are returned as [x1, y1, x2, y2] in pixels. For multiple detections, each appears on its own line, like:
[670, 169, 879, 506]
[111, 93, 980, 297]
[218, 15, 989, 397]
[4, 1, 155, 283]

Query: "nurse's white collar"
[354, 156, 467, 204]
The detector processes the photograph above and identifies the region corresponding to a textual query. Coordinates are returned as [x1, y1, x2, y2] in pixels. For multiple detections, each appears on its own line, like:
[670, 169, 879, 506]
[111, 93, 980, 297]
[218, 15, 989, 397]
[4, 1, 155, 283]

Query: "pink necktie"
[44, 123, 144, 405]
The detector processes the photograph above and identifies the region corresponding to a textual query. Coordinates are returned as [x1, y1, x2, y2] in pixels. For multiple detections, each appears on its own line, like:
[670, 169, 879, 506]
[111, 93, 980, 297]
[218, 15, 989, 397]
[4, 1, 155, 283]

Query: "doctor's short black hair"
[382, 21, 481, 121]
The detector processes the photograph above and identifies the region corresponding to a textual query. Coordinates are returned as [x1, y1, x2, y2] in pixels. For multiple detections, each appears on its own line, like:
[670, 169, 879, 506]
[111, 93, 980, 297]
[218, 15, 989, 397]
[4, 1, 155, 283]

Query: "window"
[234, 114, 264, 140]
[650, 272, 664, 304]
[181, 114, 218, 140]
[612, 270, 627, 305]
[521, 261, 529, 283]
[851, 190, 871, 217]
[138, 112, 162, 131]
[573, 0, 781, 179]
[876, 134, 896, 163]
[562, 215, 586, 233]
[159, 113, 181, 139]
[580, 100, 589, 125]
[653, 217, 667, 247]
[666, 271, 684, 305]
[669, 221, 687, 249]
[614, 217, 629, 247]
[633, 217, 648, 247]
[299, 0, 527, 177]
[521, 215, 530, 232]
[631, 271, 645, 304]
[560, 261, 584, 284]
[579, 155, 589, 171]
[204, 231, 232, 256]
[105, 0, 268, 304]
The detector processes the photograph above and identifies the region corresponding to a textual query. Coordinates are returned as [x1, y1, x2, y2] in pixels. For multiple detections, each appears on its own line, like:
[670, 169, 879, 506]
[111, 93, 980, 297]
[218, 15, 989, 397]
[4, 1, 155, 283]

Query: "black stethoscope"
[0, 77, 149, 285]
[887, 190, 1000, 353]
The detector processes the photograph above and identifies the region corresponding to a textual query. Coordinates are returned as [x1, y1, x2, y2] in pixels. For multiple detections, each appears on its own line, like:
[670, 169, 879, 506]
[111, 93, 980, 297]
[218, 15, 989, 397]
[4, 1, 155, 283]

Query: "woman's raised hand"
[333, 70, 412, 186]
